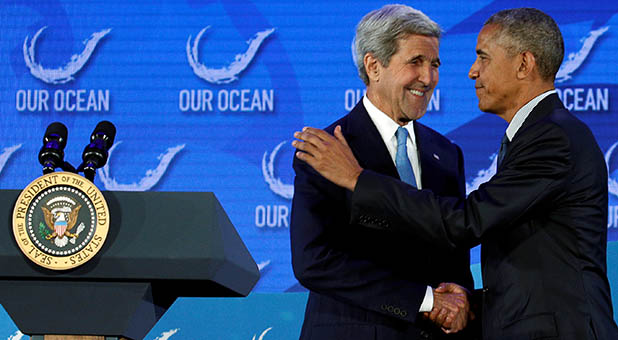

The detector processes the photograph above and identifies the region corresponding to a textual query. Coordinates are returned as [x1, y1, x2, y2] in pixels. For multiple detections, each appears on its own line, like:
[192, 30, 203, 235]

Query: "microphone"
[38, 122, 68, 174]
[79, 121, 116, 181]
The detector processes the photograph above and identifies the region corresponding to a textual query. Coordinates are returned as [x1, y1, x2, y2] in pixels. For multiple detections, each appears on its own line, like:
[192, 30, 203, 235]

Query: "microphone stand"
[75, 163, 96, 182]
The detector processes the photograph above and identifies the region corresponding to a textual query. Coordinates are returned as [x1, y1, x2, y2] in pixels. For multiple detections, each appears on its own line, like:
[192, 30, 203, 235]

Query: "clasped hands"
[426, 282, 474, 333]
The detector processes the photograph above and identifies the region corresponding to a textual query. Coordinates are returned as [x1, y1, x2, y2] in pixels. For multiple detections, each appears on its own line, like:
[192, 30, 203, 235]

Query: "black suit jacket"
[351, 94, 618, 340]
[290, 100, 474, 340]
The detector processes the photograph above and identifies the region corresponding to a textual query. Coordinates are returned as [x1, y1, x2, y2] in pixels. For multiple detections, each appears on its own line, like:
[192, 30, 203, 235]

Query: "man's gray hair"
[354, 4, 441, 85]
[485, 8, 564, 81]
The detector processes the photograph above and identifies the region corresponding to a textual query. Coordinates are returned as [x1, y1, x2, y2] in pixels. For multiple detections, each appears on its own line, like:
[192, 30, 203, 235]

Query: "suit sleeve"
[290, 156, 427, 322]
[350, 123, 572, 250]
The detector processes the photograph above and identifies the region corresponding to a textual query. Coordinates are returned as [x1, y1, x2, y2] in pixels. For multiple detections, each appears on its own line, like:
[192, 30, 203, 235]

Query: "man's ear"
[364, 53, 381, 83]
[516, 51, 536, 80]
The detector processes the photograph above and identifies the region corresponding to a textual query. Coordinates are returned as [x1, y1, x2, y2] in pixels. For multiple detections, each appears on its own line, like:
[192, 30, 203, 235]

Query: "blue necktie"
[395, 127, 417, 187]
[497, 134, 509, 168]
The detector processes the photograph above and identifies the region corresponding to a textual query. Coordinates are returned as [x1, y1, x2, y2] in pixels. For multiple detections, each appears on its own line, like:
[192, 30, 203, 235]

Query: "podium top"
[0, 190, 259, 297]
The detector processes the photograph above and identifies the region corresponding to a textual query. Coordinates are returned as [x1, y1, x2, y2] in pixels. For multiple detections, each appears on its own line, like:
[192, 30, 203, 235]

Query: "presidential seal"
[12, 172, 109, 270]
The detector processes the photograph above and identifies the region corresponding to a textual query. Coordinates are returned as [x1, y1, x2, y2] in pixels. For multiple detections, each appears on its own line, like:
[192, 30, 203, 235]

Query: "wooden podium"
[0, 190, 260, 339]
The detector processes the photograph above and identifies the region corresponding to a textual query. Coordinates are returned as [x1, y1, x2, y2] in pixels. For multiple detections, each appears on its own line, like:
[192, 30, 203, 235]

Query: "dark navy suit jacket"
[351, 94, 618, 340]
[290, 100, 474, 340]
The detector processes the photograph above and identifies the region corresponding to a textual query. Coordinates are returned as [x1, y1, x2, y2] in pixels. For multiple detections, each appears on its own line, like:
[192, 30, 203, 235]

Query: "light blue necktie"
[395, 126, 417, 187]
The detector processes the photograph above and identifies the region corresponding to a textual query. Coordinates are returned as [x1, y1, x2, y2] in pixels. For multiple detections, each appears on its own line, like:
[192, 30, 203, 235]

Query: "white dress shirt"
[363, 96, 422, 188]
[362, 96, 433, 312]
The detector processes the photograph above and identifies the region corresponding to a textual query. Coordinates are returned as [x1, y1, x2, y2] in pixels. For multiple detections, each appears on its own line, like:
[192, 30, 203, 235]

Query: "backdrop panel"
[0, 0, 616, 338]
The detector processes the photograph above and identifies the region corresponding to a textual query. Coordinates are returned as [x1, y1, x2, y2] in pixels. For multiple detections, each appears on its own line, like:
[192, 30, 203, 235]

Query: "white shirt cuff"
[418, 285, 434, 312]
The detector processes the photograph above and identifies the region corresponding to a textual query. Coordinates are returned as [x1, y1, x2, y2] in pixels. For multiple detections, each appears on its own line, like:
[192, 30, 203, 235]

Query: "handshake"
[426, 282, 476, 334]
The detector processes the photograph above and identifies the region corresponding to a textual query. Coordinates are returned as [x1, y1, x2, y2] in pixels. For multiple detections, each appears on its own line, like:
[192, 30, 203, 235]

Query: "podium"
[0, 190, 260, 339]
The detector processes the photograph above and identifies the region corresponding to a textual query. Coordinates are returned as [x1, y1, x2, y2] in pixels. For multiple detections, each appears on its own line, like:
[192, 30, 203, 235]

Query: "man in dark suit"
[290, 4, 476, 340]
[293, 7, 618, 340]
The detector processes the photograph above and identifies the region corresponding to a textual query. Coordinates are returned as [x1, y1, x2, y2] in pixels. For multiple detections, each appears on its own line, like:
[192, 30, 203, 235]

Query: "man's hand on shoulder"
[293, 125, 363, 191]
[425, 282, 474, 333]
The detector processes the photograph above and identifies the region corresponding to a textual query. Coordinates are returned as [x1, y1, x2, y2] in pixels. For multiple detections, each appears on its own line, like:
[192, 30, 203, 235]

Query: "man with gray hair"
[293, 7, 618, 340]
[291, 4, 477, 339]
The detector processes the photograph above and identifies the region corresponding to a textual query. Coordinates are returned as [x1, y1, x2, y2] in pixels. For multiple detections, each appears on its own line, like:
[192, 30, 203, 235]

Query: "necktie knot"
[395, 127, 416, 187]
[501, 134, 509, 146]
[396, 126, 409, 146]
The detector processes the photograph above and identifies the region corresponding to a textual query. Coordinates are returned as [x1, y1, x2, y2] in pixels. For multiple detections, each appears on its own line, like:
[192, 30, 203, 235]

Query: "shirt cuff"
[418, 285, 434, 312]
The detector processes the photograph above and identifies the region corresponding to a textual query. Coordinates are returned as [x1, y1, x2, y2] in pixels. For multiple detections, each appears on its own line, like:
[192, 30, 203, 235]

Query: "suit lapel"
[501, 93, 565, 167]
[343, 101, 450, 190]
[414, 121, 443, 190]
[344, 101, 399, 179]
[343, 101, 446, 191]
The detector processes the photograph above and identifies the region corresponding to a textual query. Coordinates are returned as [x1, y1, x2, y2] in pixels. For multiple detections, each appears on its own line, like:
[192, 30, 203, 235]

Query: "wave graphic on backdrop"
[99, 142, 185, 191]
[153, 328, 179, 340]
[153, 327, 272, 340]
[252, 327, 273, 340]
[0, 145, 21, 175]
[556, 26, 610, 83]
[186, 26, 275, 84]
[465, 153, 497, 195]
[7, 331, 23, 340]
[605, 141, 618, 197]
[23, 27, 111, 84]
[258, 260, 271, 271]
[262, 141, 293, 199]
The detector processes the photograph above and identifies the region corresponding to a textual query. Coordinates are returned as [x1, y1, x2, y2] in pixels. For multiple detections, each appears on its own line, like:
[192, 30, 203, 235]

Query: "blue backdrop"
[0, 0, 617, 339]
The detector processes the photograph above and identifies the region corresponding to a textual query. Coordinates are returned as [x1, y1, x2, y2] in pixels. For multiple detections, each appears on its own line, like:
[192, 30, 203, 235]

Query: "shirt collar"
[363, 96, 416, 144]
[505, 89, 556, 141]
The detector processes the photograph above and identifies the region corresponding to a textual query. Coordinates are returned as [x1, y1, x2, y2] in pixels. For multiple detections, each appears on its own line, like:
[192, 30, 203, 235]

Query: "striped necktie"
[395, 126, 417, 187]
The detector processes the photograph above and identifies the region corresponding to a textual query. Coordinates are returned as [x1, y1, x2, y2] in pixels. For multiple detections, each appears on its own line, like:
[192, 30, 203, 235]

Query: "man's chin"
[478, 106, 509, 121]
[401, 106, 428, 121]
[478, 103, 497, 115]
[405, 111, 427, 122]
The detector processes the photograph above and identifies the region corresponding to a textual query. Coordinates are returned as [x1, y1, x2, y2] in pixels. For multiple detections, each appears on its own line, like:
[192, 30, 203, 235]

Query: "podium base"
[31, 336, 128, 340]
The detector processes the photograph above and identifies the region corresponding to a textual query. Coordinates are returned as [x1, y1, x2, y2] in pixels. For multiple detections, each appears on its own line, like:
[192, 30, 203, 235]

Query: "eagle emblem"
[41, 196, 82, 247]
[13, 172, 110, 270]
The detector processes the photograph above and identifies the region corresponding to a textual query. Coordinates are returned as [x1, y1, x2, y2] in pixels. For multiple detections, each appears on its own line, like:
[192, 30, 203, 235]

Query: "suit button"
[482, 287, 489, 293]
[420, 330, 430, 339]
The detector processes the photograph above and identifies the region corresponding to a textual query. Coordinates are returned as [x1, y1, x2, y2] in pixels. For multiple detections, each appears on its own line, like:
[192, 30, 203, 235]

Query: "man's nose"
[468, 60, 479, 80]
[418, 64, 434, 86]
